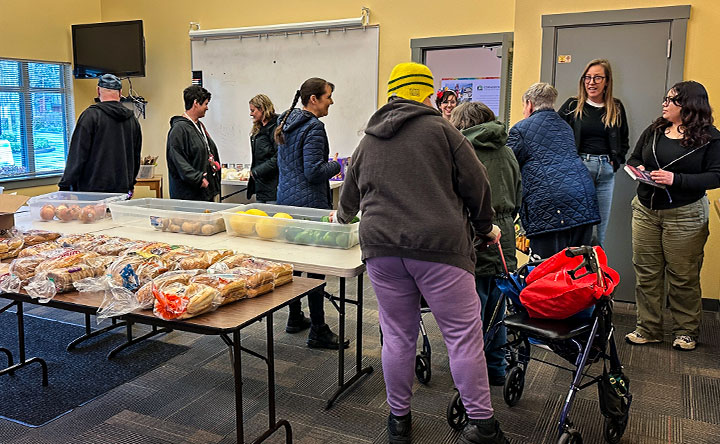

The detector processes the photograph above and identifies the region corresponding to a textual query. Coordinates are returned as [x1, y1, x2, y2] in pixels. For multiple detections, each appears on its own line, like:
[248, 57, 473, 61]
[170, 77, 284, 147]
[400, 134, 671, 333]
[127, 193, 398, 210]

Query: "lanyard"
[183, 113, 210, 153]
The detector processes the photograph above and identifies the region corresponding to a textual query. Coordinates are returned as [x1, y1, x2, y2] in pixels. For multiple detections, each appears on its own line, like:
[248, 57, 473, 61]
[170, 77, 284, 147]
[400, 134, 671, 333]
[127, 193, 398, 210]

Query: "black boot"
[307, 324, 350, 349]
[456, 416, 509, 444]
[285, 311, 311, 333]
[388, 412, 411, 444]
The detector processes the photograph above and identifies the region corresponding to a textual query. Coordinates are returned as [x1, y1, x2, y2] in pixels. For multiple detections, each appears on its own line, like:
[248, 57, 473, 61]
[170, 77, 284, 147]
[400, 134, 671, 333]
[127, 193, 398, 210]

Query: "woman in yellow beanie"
[335, 62, 509, 444]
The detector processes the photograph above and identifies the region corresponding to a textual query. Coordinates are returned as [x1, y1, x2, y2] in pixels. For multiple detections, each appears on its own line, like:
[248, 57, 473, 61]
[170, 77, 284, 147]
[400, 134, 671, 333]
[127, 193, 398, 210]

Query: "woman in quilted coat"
[507, 82, 600, 259]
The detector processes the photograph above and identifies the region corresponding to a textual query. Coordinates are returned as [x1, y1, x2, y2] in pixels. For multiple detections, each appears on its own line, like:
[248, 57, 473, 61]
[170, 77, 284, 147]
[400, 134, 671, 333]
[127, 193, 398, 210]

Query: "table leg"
[325, 275, 374, 409]
[106, 323, 173, 359]
[0, 301, 48, 386]
[233, 329, 245, 444]
[67, 315, 128, 351]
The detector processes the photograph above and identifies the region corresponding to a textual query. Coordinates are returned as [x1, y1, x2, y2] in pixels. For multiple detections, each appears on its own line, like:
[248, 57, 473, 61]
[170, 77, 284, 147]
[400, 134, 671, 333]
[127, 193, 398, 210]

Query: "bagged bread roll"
[208, 253, 252, 272]
[0, 232, 24, 260]
[90, 237, 143, 256]
[18, 241, 62, 258]
[190, 273, 248, 305]
[45, 261, 109, 293]
[36, 250, 99, 274]
[135, 269, 199, 308]
[237, 257, 293, 286]
[108, 254, 170, 290]
[177, 249, 233, 270]
[153, 282, 221, 320]
[224, 267, 274, 298]
[126, 242, 173, 258]
[160, 247, 199, 270]
[58, 234, 103, 251]
[22, 230, 61, 246]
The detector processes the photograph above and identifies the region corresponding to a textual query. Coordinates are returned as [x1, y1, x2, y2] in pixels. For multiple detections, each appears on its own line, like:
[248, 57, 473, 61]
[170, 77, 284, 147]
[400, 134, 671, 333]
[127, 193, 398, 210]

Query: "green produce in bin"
[335, 232, 350, 248]
[350, 216, 360, 224]
[321, 215, 330, 223]
[285, 227, 302, 242]
[294, 231, 312, 245]
[321, 231, 337, 246]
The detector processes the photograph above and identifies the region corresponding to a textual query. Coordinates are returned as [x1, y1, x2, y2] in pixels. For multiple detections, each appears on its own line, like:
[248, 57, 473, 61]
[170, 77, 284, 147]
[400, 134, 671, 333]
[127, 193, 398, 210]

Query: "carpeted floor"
[0, 275, 719, 443]
[0, 311, 189, 427]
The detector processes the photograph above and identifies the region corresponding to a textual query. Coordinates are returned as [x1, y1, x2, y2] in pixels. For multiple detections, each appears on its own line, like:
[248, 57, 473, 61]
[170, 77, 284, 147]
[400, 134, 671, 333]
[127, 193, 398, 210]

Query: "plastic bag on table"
[152, 282, 222, 320]
[20, 229, 61, 247]
[95, 284, 140, 324]
[58, 233, 104, 251]
[234, 257, 293, 286]
[107, 254, 170, 289]
[207, 253, 252, 273]
[27, 256, 112, 302]
[175, 249, 233, 270]
[219, 266, 274, 298]
[0, 228, 25, 260]
[18, 241, 62, 258]
[190, 272, 248, 305]
[135, 269, 202, 308]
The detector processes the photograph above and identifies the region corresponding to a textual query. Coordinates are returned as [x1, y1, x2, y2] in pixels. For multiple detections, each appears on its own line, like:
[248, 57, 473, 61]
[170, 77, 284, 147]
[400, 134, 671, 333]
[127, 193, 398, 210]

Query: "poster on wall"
[441, 77, 501, 116]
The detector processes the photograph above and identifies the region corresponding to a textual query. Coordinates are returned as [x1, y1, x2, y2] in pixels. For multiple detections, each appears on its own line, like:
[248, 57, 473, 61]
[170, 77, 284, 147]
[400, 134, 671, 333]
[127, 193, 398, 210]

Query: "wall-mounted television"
[72, 20, 145, 79]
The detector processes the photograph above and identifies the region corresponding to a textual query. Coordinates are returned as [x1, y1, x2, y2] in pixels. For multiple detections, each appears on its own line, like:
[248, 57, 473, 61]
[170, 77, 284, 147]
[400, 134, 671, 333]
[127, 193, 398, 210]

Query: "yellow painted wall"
[511, 0, 720, 299]
[0, 0, 101, 121]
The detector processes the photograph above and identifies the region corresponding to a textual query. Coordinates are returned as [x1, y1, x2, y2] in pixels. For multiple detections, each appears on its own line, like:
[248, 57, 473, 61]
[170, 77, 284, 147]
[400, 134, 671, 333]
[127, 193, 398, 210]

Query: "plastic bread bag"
[58, 233, 103, 250]
[36, 249, 99, 275]
[176, 249, 233, 270]
[26, 255, 113, 302]
[107, 254, 170, 289]
[18, 241, 62, 258]
[207, 253, 252, 273]
[190, 272, 248, 305]
[122, 242, 173, 258]
[135, 269, 202, 309]
[236, 257, 294, 286]
[90, 237, 146, 256]
[6, 247, 79, 284]
[160, 247, 200, 270]
[21, 229, 61, 246]
[221, 266, 274, 298]
[0, 228, 25, 260]
[153, 282, 222, 320]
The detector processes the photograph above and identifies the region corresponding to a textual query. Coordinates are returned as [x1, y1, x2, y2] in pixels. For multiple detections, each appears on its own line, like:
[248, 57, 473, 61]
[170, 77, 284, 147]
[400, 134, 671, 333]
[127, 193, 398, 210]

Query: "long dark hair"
[274, 77, 334, 144]
[435, 89, 457, 109]
[651, 80, 714, 148]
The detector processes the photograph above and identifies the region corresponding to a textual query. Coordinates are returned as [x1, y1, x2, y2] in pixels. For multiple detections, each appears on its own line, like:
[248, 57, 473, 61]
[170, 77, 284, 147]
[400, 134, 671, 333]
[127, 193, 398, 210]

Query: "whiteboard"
[191, 26, 379, 165]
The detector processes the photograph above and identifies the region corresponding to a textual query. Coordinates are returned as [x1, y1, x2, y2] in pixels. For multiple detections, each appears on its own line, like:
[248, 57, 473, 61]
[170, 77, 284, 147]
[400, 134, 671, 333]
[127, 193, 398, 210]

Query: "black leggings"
[288, 272, 326, 326]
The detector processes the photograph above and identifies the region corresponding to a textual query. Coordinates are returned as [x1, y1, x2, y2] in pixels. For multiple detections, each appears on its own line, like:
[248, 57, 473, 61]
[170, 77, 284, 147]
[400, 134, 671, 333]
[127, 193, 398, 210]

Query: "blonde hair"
[522, 83, 558, 111]
[573, 59, 621, 128]
[249, 94, 276, 136]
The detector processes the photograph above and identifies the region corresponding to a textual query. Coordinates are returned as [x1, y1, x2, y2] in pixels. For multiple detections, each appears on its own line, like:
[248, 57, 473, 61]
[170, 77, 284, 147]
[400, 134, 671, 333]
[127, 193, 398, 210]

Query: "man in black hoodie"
[166, 85, 221, 202]
[59, 74, 141, 194]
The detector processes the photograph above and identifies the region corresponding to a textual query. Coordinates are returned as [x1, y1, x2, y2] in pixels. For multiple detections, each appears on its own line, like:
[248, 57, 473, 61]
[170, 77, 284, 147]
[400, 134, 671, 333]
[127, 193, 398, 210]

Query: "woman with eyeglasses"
[624, 81, 720, 352]
[559, 59, 630, 246]
[436, 88, 458, 121]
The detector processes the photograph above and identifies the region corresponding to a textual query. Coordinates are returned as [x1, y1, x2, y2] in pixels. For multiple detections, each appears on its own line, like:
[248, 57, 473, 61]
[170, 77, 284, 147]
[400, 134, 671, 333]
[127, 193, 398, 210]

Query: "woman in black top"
[559, 59, 629, 246]
[624, 81, 720, 351]
[247, 94, 279, 203]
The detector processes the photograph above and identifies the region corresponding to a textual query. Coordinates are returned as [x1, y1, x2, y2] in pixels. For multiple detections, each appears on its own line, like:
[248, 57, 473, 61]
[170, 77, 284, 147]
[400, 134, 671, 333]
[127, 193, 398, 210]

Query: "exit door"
[549, 21, 674, 302]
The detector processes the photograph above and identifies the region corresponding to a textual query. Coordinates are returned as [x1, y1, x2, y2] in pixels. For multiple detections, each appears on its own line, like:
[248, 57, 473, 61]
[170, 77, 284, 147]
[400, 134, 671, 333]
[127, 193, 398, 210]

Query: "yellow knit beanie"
[387, 62, 434, 102]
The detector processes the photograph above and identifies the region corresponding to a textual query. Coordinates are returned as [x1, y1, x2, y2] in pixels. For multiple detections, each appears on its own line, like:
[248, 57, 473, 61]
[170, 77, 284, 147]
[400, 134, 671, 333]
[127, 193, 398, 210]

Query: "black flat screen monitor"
[72, 20, 145, 79]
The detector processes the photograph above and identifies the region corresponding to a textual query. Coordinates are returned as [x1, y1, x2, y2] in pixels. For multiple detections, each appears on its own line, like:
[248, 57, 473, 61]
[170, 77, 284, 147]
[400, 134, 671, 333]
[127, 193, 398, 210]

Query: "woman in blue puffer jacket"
[273, 77, 346, 350]
[507, 82, 600, 259]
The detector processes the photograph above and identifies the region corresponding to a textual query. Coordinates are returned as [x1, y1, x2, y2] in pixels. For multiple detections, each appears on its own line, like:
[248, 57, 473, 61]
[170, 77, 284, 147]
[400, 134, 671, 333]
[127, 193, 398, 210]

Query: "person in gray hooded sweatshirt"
[59, 74, 141, 194]
[336, 62, 508, 444]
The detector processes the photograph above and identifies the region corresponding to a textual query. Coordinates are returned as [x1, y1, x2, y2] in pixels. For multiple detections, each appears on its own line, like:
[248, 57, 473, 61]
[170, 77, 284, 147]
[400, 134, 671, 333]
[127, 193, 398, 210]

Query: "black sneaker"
[388, 412, 411, 444]
[307, 324, 350, 349]
[285, 311, 311, 333]
[456, 416, 509, 444]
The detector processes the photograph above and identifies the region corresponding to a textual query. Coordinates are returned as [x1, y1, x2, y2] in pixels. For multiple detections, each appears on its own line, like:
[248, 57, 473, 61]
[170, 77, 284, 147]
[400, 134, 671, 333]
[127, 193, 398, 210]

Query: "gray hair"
[449, 102, 496, 130]
[521, 82, 558, 111]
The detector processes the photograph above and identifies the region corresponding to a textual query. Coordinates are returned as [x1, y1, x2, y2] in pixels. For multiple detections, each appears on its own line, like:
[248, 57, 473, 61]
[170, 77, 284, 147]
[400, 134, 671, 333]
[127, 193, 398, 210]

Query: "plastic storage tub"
[136, 165, 156, 179]
[109, 198, 238, 235]
[28, 191, 126, 223]
[221, 203, 359, 249]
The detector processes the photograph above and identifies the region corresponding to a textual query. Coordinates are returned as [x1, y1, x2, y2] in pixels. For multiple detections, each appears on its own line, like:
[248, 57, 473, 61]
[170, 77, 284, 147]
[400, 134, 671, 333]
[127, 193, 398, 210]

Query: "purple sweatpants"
[366, 256, 494, 420]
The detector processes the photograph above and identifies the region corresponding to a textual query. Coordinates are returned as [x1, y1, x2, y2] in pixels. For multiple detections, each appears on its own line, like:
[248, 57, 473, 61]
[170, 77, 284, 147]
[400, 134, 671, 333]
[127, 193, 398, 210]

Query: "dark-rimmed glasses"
[662, 96, 681, 106]
[582, 75, 606, 84]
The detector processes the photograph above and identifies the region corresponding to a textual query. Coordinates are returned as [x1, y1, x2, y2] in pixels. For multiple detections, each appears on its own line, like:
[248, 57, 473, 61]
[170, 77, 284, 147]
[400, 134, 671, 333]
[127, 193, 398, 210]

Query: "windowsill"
[0, 174, 61, 190]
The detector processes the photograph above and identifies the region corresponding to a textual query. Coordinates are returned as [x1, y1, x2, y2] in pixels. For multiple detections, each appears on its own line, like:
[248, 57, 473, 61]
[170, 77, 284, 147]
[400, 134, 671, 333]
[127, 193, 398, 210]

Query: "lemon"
[273, 212, 293, 219]
[229, 212, 255, 235]
[255, 218, 281, 239]
[245, 208, 268, 217]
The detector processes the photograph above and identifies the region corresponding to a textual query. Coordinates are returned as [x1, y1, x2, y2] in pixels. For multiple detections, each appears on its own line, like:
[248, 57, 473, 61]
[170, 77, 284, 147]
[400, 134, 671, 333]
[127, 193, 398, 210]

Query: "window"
[0, 58, 74, 180]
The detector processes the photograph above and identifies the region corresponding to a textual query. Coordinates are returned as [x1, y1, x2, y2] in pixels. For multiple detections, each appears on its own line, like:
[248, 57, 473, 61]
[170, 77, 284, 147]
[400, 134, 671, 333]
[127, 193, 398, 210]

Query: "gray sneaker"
[672, 335, 696, 351]
[625, 330, 661, 345]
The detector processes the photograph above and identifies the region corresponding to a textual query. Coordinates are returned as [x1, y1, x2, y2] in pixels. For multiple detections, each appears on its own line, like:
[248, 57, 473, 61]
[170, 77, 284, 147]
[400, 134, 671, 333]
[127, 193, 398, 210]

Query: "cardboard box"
[330, 157, 351, 182]
[0, 194, 30, 230]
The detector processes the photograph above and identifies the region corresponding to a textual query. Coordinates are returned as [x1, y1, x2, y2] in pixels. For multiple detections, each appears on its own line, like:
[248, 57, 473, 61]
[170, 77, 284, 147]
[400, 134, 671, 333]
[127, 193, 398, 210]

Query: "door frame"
[540, 5, 690, 87]
[411, 32, 514, 124]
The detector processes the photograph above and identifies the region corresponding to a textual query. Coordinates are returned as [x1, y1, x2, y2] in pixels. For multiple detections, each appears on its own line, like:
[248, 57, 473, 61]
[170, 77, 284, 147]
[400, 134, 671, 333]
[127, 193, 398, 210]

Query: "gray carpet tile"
[2, 274, 720, 443]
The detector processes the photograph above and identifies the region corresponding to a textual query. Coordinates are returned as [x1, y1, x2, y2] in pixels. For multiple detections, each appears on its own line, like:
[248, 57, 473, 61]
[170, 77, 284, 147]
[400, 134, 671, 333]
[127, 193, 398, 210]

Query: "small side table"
[136, 175, 163, 198]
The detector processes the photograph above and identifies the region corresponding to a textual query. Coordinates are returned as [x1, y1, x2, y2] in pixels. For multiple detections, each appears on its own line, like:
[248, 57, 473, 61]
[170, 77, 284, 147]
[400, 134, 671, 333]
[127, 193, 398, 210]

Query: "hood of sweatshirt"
[461, 120, 508, 151]
[364, 98, 441, 139]
[91, 101, 135, 121]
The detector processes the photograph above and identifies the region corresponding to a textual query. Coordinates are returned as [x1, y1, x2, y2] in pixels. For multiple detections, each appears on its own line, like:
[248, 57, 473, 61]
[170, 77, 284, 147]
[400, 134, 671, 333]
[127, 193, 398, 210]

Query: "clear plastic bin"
[28, 191, 126, 223]
[221, 203, 360, 249]
[108, 198, 238, 235]
[137, 165, 156, 179]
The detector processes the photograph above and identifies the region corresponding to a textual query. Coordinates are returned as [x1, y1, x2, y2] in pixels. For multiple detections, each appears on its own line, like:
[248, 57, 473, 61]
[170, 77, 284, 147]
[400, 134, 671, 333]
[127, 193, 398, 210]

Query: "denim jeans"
[475, 275, 507, 379]
[580, 154, 615, 246]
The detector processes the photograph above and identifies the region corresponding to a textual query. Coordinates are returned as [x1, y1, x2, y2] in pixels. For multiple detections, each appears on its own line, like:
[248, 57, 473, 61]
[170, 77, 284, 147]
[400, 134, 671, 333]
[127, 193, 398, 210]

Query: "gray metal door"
[552, 21, 672, 302]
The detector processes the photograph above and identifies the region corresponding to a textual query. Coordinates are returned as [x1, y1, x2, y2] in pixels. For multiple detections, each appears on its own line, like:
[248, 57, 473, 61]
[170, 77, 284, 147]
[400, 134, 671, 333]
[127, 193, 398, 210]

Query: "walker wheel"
[603, 415, 628, 444]
[415, 354, 431, 384]
[503, 366, 525, 407]
[558, 428, 583, 444]
[446, 390, 468, 431]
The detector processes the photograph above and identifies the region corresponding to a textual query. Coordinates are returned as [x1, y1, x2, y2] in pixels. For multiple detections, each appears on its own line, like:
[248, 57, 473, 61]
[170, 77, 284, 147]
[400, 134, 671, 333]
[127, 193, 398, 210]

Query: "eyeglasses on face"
[583, 75, 606, 84]
[662, 95, 681, 106]
[441, 99, 457, 106]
